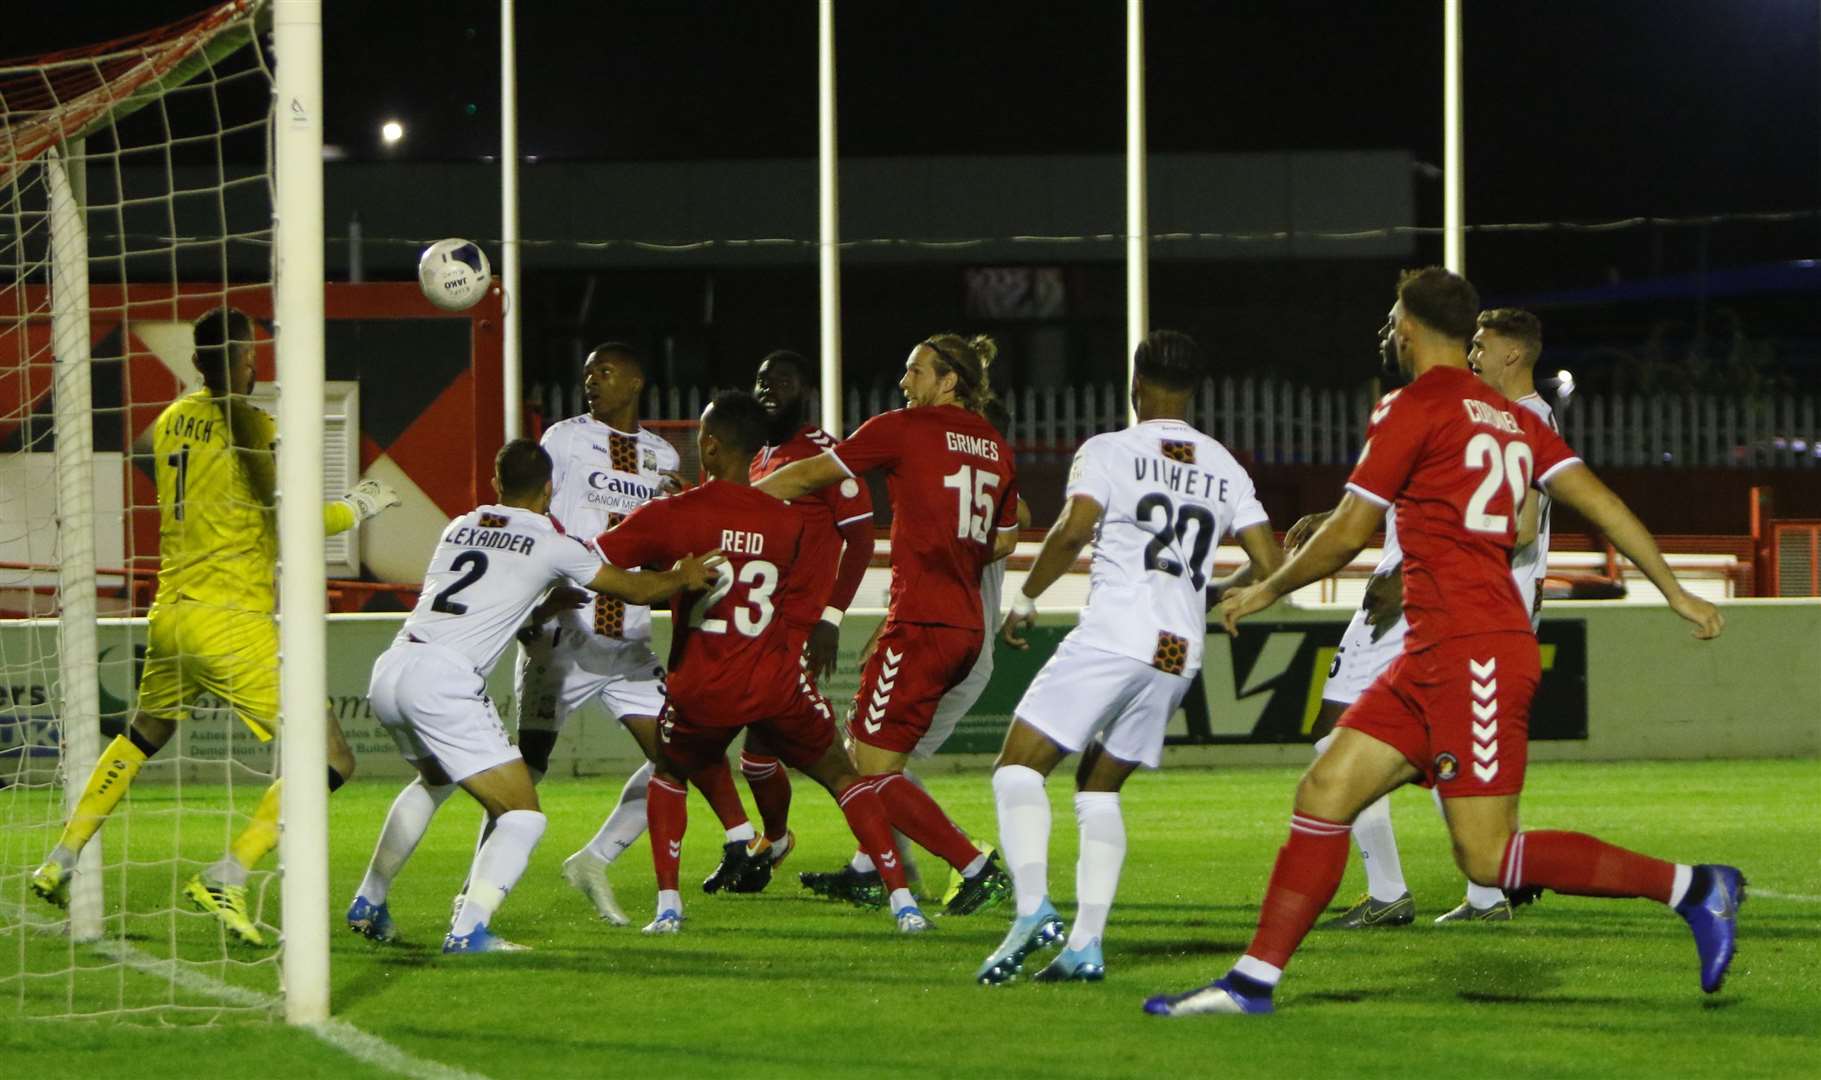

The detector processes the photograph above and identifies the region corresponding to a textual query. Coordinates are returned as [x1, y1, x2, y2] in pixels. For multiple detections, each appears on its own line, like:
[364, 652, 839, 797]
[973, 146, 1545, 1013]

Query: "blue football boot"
[1033, 939, 1105, 982]
[1675, 864, 1746, 993]
[345, 895, 396, 942]
[1143, 973, 1275, 1017]
[442, 923, 530, 954]
[975, 899, 1065, 985]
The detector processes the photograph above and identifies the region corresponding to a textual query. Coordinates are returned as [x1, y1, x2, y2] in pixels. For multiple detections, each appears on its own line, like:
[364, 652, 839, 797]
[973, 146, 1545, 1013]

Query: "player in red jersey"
[594, 391, 927, 934]
[757, 333, 1018, 915]
[718, 350, 881, 892]
[1146, 268, 1742, 1017]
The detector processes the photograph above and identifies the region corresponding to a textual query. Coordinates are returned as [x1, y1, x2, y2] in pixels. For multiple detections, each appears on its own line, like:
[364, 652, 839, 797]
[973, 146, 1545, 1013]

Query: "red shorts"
[848, 619, 982, 754]
[1337, 632, 1539, 798]
[659, 677, 837, 775]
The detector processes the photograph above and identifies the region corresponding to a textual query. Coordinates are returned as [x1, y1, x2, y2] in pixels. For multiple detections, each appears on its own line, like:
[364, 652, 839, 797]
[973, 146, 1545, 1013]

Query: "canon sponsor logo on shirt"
[586, 472, 658, 499]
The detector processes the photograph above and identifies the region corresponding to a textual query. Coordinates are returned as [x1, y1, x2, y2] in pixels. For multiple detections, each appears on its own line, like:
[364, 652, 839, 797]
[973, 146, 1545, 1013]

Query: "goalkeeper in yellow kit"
[30, 307, 400, 946]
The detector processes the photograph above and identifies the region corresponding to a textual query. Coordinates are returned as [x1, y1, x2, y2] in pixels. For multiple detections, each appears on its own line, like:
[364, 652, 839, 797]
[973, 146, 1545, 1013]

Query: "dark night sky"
[18, 0, 1819, 220]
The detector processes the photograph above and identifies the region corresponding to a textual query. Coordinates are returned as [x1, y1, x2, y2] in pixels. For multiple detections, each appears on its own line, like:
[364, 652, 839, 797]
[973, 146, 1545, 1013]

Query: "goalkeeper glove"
[342, 478, 401, 524]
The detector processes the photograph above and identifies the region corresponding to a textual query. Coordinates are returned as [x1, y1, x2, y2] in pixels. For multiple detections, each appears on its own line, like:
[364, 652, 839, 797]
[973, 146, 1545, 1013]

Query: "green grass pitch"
[4, 758, 1818, 1079]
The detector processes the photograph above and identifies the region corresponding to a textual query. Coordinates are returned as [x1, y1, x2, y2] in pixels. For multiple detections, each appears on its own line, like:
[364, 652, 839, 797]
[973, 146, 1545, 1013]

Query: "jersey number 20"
[1463, 432, 1534, 535]
[1137, 493, 1216, 590]
[689, 560, 779, 637]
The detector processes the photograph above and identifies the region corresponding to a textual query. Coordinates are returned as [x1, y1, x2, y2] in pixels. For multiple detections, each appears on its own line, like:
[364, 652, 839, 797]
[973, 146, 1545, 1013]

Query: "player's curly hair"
[920, 333, 999, 413]
[758, 348, 814, 383]
[192, 306, 254, 396]
[1396, 266, 1479, 342]
[1134, 330, 1205, 392]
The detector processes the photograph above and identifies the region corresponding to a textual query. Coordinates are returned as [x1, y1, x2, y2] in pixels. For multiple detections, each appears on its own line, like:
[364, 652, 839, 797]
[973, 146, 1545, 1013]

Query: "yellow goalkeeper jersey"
[151, 389, 280, 613]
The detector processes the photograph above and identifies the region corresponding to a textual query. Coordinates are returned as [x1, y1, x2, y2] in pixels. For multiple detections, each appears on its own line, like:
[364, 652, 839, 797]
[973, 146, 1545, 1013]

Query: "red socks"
[1500, 830, 1675, 902]
[691, 758, 750, 832]
[872, 773, 979, 871]
[1245, 813, 1352, 970]
[740, 752, 793, 843]
[834, 779, 909, 893]
[646, 775, 688, 892]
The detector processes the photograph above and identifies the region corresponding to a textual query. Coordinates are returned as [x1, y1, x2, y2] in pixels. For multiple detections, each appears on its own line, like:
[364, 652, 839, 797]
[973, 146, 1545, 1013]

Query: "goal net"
[0, 1, 289, 1021]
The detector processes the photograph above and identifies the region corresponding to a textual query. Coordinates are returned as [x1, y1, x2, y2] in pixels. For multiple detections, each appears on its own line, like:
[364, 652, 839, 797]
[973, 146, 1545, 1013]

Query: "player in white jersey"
[975, 332, 1284, 985]
[345, 439, 720, 953]
[507, 344, 756, 923]
[1302, 307, 1555, 928]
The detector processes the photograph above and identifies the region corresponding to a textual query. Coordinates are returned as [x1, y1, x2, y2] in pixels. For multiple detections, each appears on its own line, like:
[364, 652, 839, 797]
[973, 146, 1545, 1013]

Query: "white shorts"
[515, 627, 667, 734]
[369, 642, 519, 783]
[911, 643, 995, 760]
[1013, 636, 1189, 769]
[1322, 607, 1409, 707]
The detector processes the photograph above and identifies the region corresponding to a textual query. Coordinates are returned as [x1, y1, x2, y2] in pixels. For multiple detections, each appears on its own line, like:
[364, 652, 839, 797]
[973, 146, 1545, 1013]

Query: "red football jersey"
[750, 425, 874, 631]
[596, 480, 811, 726]
[1346, 365, 1580, 651]
[830, 404, 1018, 629]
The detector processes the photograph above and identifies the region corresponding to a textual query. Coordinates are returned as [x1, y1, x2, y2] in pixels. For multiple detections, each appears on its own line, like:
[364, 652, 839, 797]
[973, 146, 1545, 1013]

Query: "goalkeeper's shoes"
[894, 903, 934, 934]
[1143, 973, 1275, 1017]
[944, 848, 1011, 916]
[976, 899, 1066, 985]
[183, 874, 265, 947]
[29, 860, 73, 911]
[642, 909, 683, 936]
[343, 478, 401, 524]
[1675, 864, 1746, 994]
[731, 831, 795, 894]
[561, 851, 630, 926]
[799, 865, 885, 908]
[1320, 891, 1414, 929]
[442, 923, 530, 954]
[1434, 896, 1514, 923]
[345, 896, 397, 943]
[1033, 940, 1107, 983]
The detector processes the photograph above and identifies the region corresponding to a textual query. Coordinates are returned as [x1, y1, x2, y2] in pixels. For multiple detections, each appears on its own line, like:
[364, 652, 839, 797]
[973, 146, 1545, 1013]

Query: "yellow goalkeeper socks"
[54, 734, 149, 861]
[224, 779, 283, 882]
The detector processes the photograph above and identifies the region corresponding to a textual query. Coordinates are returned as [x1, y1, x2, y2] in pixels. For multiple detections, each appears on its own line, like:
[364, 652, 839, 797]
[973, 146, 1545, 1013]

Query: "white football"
[417, 238, 492, 311]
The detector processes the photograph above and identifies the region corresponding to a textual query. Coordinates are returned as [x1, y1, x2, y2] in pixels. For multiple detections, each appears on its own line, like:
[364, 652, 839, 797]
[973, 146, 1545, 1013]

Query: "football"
[416, 237, 492, 311]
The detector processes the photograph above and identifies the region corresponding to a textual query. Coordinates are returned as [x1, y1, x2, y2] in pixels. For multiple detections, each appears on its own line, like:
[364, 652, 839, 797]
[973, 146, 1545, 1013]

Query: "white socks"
[1353, 794, 1408, 903]
[582, 761, 654, 864]
[726, 822, 756, 845]
[357, 777, 457, 904]
[1314, 733, 1407, 902]
[452, 809, 546, 936]
[1067, 791, 1125, 952]
[992, 765, 1051, 918]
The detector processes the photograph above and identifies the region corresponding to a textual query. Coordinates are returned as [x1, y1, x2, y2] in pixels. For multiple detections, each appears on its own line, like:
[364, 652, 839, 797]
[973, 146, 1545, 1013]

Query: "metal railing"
[529, 379, 1821, 469]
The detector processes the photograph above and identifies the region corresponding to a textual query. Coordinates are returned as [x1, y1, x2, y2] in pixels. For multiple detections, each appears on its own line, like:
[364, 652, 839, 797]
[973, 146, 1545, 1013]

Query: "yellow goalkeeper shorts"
[136, 601, 279, 741]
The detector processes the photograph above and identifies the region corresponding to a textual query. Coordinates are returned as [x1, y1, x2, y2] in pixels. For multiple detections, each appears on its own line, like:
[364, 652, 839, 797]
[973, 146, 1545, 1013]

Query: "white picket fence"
[531, 379, 1821, 469]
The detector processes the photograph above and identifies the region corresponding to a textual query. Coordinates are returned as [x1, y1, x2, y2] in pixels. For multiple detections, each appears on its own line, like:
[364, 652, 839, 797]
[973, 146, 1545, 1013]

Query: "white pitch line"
[98, 939, 495, 1080]
[1749, 888, 1821, 903]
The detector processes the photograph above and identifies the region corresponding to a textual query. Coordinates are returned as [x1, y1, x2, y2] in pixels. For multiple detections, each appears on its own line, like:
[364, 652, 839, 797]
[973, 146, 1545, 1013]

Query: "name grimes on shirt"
[945, 431, 1001, 461]
[445, 526, 537, 554]
[1136, 455, 1229, 501]
[1462, 400, 1521, 434]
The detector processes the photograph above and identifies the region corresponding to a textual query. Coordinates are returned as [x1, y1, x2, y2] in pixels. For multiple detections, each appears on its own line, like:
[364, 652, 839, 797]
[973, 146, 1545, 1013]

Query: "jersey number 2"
[943, 465, 1001, 543]
[688, 560, 779, 637]
[431, 552, 489, 615]
[1463, 432, 1534, 534]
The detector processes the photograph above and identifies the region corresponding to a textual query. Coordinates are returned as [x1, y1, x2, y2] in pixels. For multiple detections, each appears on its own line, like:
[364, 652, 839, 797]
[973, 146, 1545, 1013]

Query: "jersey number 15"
[943, 465, 1001, 543]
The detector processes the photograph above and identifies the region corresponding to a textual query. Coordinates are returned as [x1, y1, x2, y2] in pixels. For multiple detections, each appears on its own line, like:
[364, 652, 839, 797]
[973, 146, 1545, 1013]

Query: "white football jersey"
[397, 505, 603, 675]
[1065, 419, 1269, 674]
[540, 415, 679, 646]
[1510, 392, 1556, 626]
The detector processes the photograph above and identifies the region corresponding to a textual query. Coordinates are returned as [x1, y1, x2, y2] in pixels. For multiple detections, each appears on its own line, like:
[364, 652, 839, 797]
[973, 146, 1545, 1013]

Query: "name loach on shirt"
[1134, 455, 1230, 501]
[945, 431, 1001, 460]
[445, 526, 537, 554]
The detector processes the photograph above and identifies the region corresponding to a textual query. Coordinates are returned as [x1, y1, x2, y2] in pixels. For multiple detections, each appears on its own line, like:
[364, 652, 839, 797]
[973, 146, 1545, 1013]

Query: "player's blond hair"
[920, 333, 999, 413]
